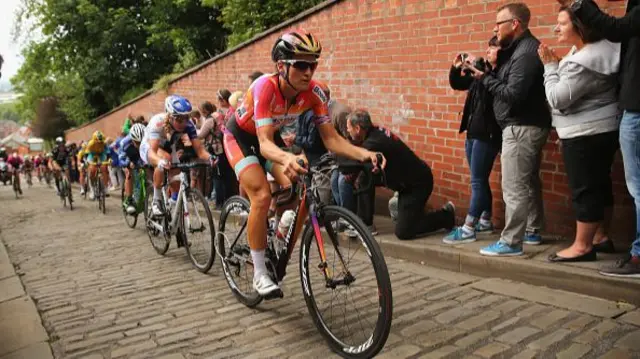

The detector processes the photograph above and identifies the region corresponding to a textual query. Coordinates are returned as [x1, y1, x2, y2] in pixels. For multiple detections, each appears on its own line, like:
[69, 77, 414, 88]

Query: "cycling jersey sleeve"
[310, 83, 331, 126]
[253, 79, 275, 129]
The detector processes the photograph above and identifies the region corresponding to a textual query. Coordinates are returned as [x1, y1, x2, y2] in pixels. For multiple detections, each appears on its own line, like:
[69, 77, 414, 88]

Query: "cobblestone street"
[1, 184, 640, 359]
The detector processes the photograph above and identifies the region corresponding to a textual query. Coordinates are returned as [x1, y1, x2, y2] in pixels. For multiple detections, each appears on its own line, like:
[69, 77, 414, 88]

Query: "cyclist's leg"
[52, 162, 62, 192]
[269, 163, 309, 240]
[79, 163, 86, 193]
[124, 167, 133, 197]
[100, 156, 110, 189]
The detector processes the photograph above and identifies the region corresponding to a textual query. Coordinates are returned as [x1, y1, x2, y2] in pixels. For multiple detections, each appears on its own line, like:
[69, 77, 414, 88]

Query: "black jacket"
[481, 30, 551, 129]
[574, 0, 640, 112]
[338, 126, 433, 192]
[449, 65, 502, 147]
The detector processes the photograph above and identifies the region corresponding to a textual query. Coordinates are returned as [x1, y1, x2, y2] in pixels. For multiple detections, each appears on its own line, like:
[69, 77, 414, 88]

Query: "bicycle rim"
[183, 189, 216, 273]
[145, 190, 170, 255]
[299, 205, 392, 358]
[122, 187, 137, 228]
[218, 196, 262, 307]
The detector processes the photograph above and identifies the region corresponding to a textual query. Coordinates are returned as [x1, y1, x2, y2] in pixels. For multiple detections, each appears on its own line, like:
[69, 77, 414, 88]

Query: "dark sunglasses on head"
[282, 60, 318, 72]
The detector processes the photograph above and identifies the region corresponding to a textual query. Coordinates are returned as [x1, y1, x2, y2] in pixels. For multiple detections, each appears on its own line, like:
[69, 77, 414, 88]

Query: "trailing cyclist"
[140, 95, 215, 217]
[222, 29, 385, 297]
[118, 123, 146, 214]
[76, 142, 89, 196]
[23, 155, 34, 186]
[6, 152, 23, 195]
[50, 137, 71, 195]
[85, 131, 112, 200]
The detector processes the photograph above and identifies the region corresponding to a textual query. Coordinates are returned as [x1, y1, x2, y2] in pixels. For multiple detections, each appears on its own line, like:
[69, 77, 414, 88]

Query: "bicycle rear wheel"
[97, 179, 106, 214]
[217, 196, 262, 307]
[299, 205, 392, 359]
[66, 178, 73, 210]
[122, 186, 138, 228]
[183, 188, 216, 273]
[145, 190, 170, 255]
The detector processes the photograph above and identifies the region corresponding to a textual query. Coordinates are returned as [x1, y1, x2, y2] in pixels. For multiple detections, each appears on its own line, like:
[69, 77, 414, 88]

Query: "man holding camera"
[464, 2, 551, 256]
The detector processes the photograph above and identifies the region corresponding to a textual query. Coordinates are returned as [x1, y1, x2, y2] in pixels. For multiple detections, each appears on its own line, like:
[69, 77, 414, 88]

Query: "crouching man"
[344, 109, 455, 240]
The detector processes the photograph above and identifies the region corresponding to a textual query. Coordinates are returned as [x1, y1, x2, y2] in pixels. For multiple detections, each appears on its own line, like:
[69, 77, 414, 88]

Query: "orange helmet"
[271, 30, 322, 62]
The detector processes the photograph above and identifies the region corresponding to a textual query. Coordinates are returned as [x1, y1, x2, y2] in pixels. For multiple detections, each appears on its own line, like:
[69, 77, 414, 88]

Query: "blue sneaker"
[475, 222, 494, 233]
[443, 227, 476, 244]
[479, 241, 523, 257]
[523, 232, 542, 245]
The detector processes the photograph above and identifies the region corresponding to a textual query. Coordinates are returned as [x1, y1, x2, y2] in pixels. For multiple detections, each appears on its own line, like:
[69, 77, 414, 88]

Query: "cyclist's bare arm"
[146, 139, 165, 167]
[257, 125, 295, 166]
[317, 123, 387, 168]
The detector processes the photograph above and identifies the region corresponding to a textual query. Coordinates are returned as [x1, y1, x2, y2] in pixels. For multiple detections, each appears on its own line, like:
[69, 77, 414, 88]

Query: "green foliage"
[153, 73, 180, 94]
[210, 0, 325, 47]
[0, 102, 22, 123]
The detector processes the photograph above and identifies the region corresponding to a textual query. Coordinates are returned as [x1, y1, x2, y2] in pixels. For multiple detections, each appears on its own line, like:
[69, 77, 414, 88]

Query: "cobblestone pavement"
[1, 184, 640, 359]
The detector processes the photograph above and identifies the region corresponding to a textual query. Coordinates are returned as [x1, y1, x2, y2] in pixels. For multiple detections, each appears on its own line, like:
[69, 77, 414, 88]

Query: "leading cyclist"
[223, 29, 385, 297]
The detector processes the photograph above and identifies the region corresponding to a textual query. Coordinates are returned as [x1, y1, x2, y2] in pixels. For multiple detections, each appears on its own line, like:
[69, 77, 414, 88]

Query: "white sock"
[251, 249, 267, 278]
[153, 187, 162, 201]
[479, 218, 492, 227]
[462, 224, 475, 234]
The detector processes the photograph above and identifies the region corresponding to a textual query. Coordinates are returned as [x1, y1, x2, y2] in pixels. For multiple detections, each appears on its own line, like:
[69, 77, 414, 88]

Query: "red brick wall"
[66, 0, 634, 240]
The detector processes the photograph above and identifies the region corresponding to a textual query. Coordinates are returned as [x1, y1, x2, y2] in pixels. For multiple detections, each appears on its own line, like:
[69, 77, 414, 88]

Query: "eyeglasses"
[496, 18, 516, 26]
[281, 60, 318, 72]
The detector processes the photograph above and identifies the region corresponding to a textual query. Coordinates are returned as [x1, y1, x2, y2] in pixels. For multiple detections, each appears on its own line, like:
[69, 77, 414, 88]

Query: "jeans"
[620, 111, 640, 256]
[331, 170, 356, 213]
[465, 138, 499, 222]
[500, 126, 549, 246]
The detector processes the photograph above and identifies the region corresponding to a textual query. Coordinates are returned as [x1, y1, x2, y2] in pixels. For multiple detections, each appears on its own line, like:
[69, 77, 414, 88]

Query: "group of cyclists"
[1, 30, 390, 357]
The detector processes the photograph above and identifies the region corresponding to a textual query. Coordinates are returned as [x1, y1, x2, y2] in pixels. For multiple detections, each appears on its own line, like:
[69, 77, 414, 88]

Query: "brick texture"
[64, 0, 633, 239]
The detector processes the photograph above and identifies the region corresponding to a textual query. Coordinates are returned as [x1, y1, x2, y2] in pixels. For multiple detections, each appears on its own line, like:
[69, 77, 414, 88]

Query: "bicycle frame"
[147, 170, 195, 237]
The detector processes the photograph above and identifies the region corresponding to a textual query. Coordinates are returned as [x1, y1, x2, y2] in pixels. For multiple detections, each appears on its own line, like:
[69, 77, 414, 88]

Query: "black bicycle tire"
[218, 195, 263, 308]
[122, 186, 138, 228]
[145, 189, 170, 255]
[66, 178, 73, 210]
[183, 188, 216, 273]
[299, 205, 393, 359]
[97, 179, 106, 214]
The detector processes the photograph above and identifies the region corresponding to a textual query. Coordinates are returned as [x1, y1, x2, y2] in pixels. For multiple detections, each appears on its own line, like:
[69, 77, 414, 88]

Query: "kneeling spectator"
[345, 110, 455, 240]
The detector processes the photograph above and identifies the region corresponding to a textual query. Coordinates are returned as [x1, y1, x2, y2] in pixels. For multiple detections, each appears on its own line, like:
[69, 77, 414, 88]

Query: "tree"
[0, 103, 23, 124]
[208, 0, 325, 47]
[32, 97, 72, 141]
[12, 0, 228, 123]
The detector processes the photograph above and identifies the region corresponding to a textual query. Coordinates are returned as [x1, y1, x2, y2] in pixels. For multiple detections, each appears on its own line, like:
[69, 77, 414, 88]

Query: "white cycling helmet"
[130, 123, 146, 142]
[55, 136, 64, 144]
[164, 95, 192, 116]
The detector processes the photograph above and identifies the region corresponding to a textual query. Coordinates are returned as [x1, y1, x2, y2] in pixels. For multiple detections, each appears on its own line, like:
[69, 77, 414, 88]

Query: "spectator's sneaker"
[368, 225, 378, 236]
[480, 241, 523, 257]
[345, 225, 358, 238]
[443, 226, 476, 244]
[475, 222, 494, 233]
[599, 255, 640, 278]
[523, 232, 542, 245]
[442, 201, 456, 230]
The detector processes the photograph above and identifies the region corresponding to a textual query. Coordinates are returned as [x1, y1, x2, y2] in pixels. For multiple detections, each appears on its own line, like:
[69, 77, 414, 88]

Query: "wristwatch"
[570, 0, 584, 12]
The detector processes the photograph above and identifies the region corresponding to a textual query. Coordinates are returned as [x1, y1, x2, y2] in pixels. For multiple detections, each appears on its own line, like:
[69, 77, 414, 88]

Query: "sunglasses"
[281, 60, 318, 72]
[171, 114, 189, 123]
[495, 18, 516, 26]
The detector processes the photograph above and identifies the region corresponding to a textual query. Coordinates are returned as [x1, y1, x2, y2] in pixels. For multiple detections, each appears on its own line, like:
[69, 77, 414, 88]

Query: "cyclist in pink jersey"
[222, 29, 386, 297]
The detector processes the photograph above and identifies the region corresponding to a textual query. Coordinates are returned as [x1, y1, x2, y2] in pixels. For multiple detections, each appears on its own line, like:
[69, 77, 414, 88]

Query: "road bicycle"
[90, 160, 108, 214]
[57, 166, 73, 210]
[145, 161, 216, 273]
[12, 169, 21, 199]
[122, 166, 150, 229]
[217, 157, 392, 358]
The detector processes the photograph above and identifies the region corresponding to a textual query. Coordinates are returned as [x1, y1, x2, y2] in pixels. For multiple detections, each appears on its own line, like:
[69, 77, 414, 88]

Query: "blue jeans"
[331, 170, 356, 213]
[620, 111, 640, 256]
[465, 138, 499, 222]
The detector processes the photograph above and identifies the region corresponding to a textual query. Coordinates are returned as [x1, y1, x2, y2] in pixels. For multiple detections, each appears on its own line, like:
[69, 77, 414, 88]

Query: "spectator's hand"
[538, 44, 560, 65]
[453, 54, 465, 68]
[365, 151, 386, 172]
[462, 62, 485, 80]
[282, 153, 308, 181]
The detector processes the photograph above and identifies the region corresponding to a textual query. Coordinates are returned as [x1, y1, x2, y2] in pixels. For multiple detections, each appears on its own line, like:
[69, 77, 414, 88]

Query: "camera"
[463, 57, 488, 75]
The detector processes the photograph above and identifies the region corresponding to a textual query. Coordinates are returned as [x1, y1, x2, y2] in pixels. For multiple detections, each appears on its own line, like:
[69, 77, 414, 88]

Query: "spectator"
[443, 37, 502, 245]
[343, 109, 455, 240]
[217, 89, 232, 116]
[122, 113, 134, 135]
[198, 101, 229, 208]
[229, 91, 244, 110]
[190, 110, 202, 128]
[248, 71, 264, 85]
[540, 7, 620, 262]
[134, 115, 147, 126]
[330, 102, 357, 223]
[562, 0, 640, 276]
[465, 2, 551, 256]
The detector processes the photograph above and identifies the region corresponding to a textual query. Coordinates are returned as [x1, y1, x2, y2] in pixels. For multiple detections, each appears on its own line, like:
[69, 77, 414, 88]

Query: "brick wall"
[66, 0, 635, 241]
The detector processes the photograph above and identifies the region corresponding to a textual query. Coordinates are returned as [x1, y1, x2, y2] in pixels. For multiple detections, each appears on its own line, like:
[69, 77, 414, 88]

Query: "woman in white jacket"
[539, 6, 620, 262]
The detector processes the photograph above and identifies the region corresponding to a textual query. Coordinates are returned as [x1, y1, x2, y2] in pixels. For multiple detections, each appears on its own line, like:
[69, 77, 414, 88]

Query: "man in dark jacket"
[563, 0, 640, 277]
[465, 2, 551, 256]
[343, 109, 455, 240]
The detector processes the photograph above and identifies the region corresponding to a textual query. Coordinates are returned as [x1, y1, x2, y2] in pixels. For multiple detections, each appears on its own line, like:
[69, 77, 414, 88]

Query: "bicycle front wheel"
[183, 188, 216, 273]
[122, 186, 137, 228]
[66, 179, 73, 210]
[217, 196, 262, 308]
[97, 180, 106, 214]
[299, 205, 392, 359]
[145, 190, 170, 255]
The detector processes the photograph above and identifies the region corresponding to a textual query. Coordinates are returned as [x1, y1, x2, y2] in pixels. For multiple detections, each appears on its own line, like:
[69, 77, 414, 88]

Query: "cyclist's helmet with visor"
[130, 123, 146, 142]
[271, 30, 322, 61]
[55, 137, 64, 144]
[92, 131, 105, 142]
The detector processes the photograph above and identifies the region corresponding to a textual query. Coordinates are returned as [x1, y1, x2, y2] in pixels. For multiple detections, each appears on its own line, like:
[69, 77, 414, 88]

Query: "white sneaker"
[80, 188, 85, 196]
[151, 200, 164, 217]
[253, 273, 280, 297]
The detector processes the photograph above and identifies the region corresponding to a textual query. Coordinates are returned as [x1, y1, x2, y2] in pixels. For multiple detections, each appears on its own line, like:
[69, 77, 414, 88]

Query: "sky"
[0, 0, 25, 88]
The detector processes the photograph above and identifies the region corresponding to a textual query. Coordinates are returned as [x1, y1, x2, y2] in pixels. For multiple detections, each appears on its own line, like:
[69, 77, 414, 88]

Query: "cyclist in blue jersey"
[119, 124, 146, 214]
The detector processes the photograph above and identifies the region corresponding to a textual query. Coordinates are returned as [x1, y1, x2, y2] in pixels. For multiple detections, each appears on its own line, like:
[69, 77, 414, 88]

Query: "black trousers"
[561, 131, 619, 222]
[395, 183, 453, 240]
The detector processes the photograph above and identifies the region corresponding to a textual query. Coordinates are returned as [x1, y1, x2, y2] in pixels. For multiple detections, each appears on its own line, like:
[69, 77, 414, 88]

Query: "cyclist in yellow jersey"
[86, 131, 112, 200]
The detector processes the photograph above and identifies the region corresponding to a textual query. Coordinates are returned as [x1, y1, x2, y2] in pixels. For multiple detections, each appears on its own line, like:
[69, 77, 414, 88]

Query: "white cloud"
[0, 0, 25, 84]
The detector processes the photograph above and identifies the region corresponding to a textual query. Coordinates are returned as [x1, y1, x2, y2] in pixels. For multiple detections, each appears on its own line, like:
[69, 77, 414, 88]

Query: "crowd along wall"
[66, 0, 634, 240]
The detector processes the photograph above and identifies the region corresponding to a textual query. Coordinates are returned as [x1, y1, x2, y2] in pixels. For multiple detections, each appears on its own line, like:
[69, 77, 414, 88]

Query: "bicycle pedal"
[262, 289, 284, 300]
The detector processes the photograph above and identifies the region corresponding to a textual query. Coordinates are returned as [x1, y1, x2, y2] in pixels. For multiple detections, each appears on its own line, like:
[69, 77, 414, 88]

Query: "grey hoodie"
[543, 40, 620, 138]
